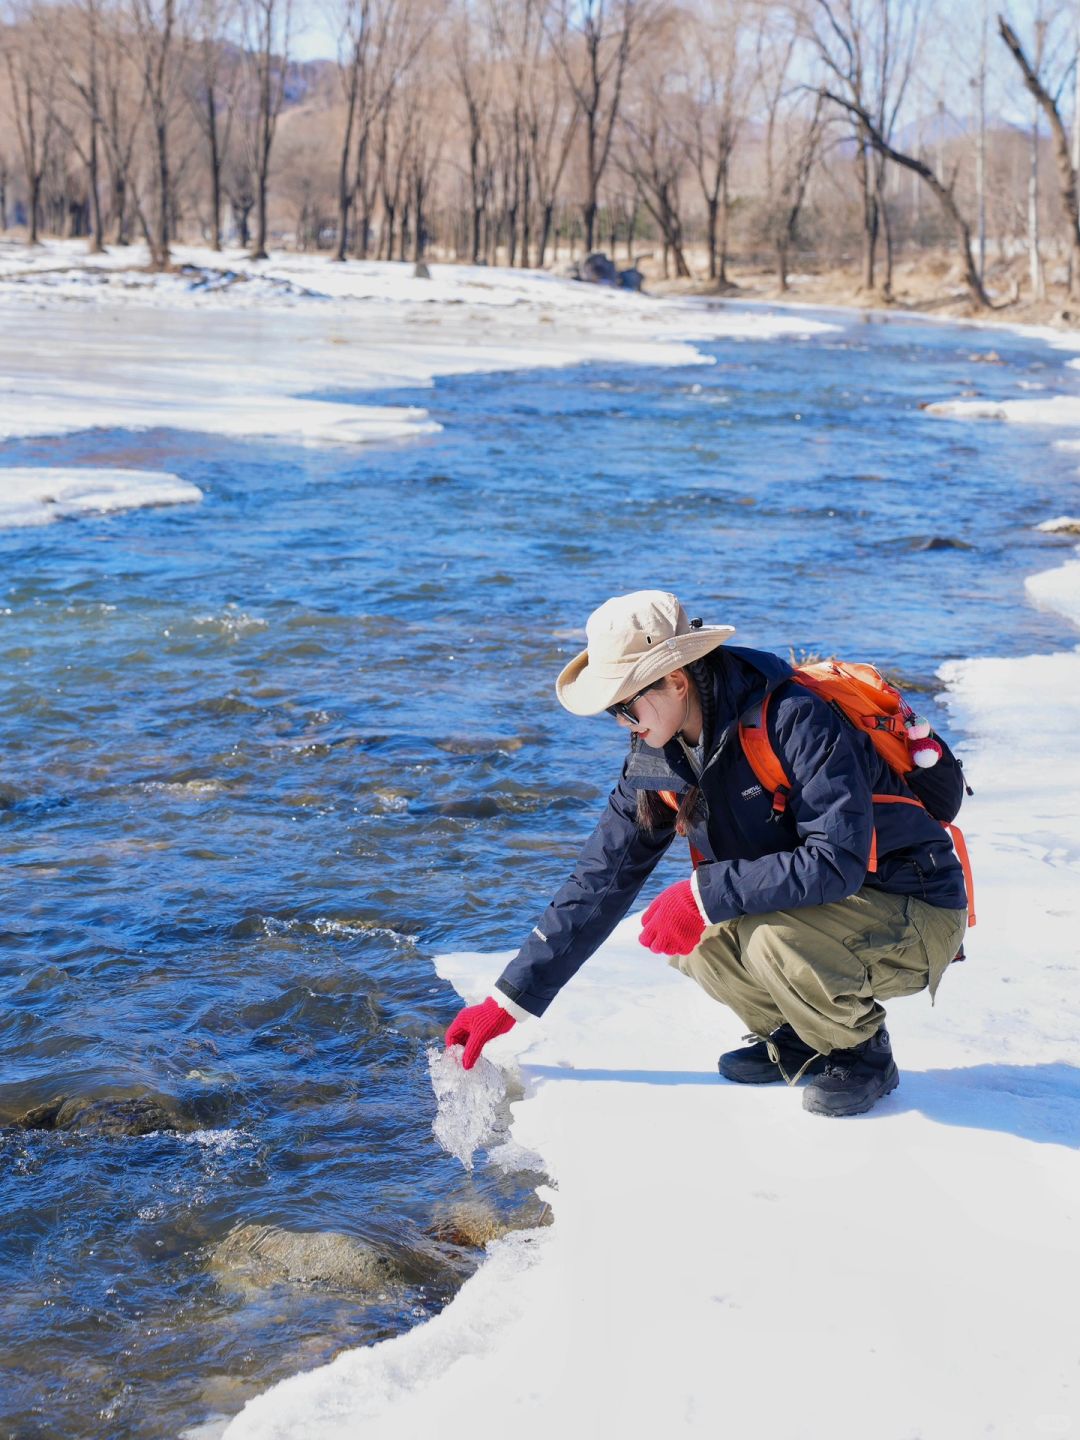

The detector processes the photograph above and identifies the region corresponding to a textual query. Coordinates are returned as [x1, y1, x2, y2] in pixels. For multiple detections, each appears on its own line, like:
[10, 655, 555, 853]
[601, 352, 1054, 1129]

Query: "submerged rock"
[18, 1093, 189, 1137]
[209, 1223, 398, 1295]
[896, 535, 974, 552]
[429, 1196, 553, 1249]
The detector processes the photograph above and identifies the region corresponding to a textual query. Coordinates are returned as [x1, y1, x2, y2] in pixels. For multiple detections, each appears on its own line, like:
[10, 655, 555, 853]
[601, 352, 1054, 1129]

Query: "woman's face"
[613, 671, 689, 749]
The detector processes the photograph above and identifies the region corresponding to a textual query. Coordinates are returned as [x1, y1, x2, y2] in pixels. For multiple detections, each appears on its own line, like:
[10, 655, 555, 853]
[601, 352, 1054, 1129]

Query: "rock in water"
[18, 1093, 188, 1136]
[210, 1224, 397, 1294]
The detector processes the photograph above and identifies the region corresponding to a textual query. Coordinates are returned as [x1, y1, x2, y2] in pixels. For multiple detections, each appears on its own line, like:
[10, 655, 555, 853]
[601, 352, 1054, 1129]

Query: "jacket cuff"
[690, 868, 712, 924]
[491, 990, 534, 1023]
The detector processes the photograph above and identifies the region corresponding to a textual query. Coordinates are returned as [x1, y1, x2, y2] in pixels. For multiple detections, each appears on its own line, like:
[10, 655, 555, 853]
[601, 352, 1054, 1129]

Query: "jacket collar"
[625, 645, 793, 789]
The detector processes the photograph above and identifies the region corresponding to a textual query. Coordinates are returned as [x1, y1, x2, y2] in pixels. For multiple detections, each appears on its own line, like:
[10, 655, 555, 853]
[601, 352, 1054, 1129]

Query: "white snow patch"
[924, 392, 1080, 425]
[0, 466, 201, 528]
[1027, 551, 1080, 628]
[220, 546, 1080, 1439]
[0, 241, 837, 452]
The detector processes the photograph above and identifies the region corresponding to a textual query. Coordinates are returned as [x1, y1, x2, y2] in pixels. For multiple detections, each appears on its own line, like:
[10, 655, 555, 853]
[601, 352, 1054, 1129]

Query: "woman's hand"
[445, 996, 516, 1070]
[639, 879, 706, 956]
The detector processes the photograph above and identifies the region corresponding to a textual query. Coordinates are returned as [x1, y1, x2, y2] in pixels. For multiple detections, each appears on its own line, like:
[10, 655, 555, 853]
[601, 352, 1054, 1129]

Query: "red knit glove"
[639, 879, 706, 956]
[445, 996, 516, 1070]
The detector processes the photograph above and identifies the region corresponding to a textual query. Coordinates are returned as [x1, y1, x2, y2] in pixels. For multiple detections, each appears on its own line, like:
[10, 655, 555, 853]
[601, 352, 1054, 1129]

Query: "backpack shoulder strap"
[739, 692, 792, 821]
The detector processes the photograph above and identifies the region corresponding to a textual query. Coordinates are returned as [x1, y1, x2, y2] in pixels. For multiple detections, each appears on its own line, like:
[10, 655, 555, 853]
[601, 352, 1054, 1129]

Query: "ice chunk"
[0, 466, 201, 528]
[427, 1044, 510, 1171]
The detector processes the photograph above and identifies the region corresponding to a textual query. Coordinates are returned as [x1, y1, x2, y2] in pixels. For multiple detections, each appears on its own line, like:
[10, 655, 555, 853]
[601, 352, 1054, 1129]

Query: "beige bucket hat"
[556, 591, 735, 716]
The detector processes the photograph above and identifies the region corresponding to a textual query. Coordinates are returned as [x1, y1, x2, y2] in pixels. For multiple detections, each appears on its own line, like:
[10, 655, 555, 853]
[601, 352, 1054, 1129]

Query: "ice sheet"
[0, 240, 837, 453]
[0, 466, 202, 527]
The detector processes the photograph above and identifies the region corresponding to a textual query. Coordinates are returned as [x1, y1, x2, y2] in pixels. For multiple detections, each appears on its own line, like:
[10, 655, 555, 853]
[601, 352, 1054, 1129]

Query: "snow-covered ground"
[0, 237, 834, 478]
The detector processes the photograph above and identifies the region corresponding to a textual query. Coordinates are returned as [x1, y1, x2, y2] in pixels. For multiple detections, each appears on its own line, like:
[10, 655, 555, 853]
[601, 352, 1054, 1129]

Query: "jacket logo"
[741, 783, 764, 800]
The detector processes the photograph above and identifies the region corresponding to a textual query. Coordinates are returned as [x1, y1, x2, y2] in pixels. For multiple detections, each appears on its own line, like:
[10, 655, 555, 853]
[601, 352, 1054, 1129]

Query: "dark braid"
[635, 656, 717, 836]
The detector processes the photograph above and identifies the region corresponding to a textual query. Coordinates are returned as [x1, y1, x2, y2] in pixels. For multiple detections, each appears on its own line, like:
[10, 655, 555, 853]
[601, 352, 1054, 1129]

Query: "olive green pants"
[669, 886, 968, 1055]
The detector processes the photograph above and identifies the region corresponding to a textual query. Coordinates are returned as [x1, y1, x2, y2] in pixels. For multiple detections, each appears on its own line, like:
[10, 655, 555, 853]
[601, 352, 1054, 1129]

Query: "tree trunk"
[537, 201, 553, 267]
[999, 16, 1080, 299]
[877, 164, 893, 300]
[718, 167, 731, 284]
[334, 69, 356, 263]
[28, 173, 40, 245]
[706, 197, 717, 281]
[208, 89, 223, 252]
[856, 135, 877, 292]
[88, 119, 105, 254]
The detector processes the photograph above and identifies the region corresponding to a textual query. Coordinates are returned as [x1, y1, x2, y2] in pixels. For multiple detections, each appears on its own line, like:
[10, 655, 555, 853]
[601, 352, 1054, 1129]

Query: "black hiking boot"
[718, 1024, 828, 1085]
[802, 1027, 900, 1117]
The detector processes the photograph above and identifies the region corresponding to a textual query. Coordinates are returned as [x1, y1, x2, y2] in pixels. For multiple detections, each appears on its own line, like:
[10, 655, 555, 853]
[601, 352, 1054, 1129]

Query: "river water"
[1, 301, 1078, 1440]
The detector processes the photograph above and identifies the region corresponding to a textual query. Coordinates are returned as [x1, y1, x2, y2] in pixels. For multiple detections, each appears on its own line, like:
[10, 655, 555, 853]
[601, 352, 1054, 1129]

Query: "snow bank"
[219, 543, 1080, 1438]
[925, 393, 1080, 426]
[0, 466, 201, 527]
[0, 240, 836, 453]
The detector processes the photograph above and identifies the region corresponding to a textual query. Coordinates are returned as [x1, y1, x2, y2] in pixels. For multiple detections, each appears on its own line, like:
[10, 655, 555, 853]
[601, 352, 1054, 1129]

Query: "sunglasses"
[606, 680, 663, 725]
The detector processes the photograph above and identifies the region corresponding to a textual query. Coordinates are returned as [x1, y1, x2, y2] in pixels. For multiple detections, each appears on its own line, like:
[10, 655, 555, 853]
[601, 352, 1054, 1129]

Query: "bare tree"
[126, 0, 189, 268]
[451, 0, 494, 262]
[55, 0, 108, 253]
[999, 10, 1080, 298]
[820, 85, 991, 307]
[2, 0, 58, 244]
[243, 0, 291, 258]
[187, 0, 238, 250]
[774, 89, 827, 289]
[677, 0, 745, 283]
[802, 0, 921, 298]
[524, 0, 577, 265]
[550, 0, 645, 251]
[331, 0, 369, 260]
[617, 32, 690, 277]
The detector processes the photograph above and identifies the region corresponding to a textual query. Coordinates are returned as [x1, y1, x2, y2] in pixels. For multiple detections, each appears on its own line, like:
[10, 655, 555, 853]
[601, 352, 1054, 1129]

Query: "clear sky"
[291, 0, 341, 63]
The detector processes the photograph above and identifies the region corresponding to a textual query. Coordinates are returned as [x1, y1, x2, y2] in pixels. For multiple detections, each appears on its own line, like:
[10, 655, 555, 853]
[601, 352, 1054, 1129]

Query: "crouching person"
[445, 591, 968, 1118]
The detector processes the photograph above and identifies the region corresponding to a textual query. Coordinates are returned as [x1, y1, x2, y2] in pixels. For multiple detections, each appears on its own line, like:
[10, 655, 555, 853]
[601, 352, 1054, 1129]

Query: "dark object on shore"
[581, 251, 617, 284]
[414, 261, 431, 280]
[567, 252, 646, 292]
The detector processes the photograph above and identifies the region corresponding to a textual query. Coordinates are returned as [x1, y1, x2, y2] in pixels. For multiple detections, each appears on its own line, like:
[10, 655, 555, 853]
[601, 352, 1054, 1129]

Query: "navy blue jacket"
[495, 645, 967, 1019]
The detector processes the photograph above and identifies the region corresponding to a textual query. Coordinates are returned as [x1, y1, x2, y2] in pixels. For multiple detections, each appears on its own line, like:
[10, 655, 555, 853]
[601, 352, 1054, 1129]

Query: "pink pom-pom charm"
[905, 715, 931, 740]
[909, 736, 942, 768]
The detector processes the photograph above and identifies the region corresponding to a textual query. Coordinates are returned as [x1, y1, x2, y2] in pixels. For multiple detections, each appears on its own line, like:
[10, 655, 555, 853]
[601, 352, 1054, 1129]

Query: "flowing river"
[1, 299, 1078, 1439]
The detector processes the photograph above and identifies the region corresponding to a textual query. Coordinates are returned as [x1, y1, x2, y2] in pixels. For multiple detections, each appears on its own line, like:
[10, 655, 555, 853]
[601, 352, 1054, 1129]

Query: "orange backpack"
[660, 661, 975, 924]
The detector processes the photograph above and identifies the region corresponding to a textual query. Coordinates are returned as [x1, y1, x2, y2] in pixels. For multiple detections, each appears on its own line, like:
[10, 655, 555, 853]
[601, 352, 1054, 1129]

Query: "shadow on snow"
[525, 1062, 1080, 1148]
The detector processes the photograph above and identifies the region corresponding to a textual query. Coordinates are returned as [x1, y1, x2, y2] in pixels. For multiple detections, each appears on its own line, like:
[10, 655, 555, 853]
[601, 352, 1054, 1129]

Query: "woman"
[445, 590, 968, 1117]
